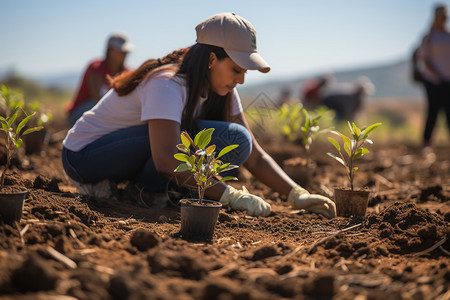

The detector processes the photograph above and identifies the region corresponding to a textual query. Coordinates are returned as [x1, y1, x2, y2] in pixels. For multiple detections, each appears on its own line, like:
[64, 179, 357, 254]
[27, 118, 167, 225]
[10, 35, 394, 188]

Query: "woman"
[417, 4, 450, 148]
[62, 13, 336, 218]
[67, 32, 133, 126]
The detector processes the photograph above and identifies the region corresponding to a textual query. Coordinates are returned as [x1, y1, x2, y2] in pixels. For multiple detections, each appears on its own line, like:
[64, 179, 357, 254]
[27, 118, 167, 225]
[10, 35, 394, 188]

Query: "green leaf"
[344, 142, 351, 158]
[187, 155, 196, 167]
[174, 163, 191, 172]
[196, 154, 204, 171]
[16, 113, 36, 136]
[328, 137, 340, 152]
[0, 119, 8, 132]
[218, 164, 239, 174]
[217, 162, 230, 171]
[8, 107, 20, 127]
[205, 145, 216, 155]
[197, 128, 214, 149]
[217, 144, 239, 158]
[362, 122, 382, 138]
[354, 148, 370, 159]
[219, 176, 238, 183]
[16, 138, 23, 149]
[174, 153, 189, 162]
[282, 125, 291, 136]
[327, 153, 346, 166]
[22, 126, 43, 136]
[180, 132, 192, 149]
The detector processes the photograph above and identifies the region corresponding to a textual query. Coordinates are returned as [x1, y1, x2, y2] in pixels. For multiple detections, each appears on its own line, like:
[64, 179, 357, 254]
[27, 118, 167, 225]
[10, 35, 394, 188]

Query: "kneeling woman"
[61, 12, 336, 218]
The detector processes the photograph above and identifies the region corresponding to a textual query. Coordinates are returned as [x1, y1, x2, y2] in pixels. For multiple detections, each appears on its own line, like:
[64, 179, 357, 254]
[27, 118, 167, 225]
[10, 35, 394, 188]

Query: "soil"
[0, 129, 449, 300]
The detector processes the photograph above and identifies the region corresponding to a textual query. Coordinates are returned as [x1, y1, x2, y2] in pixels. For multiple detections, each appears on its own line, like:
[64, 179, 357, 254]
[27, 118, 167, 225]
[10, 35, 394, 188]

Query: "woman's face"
[209, 54, 247, 96]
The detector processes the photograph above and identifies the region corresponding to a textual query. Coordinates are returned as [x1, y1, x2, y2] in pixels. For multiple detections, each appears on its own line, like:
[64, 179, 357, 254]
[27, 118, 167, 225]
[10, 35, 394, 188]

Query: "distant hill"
[238, 59, 424, 104]
[1, 58, 425, 103]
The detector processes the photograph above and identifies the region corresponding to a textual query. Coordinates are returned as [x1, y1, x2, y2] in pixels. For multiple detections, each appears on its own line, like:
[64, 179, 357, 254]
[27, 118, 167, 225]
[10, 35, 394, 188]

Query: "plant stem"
[0, 135, 12, 188]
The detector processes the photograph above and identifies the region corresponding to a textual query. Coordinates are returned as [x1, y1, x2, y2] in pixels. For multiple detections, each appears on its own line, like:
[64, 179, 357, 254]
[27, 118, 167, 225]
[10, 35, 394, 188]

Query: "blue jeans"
[62, 120, 252, 192]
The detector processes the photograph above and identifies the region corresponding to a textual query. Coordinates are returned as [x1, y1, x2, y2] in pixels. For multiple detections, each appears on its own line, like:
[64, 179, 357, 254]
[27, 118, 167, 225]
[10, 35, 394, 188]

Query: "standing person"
[417, 4, 450, 149]
[61, 13, 336, 219]
[67, 32, 133, 126]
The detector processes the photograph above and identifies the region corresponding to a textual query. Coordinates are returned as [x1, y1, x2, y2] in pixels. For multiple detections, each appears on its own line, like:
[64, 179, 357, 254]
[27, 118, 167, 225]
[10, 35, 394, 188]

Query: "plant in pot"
[0, 85, 43, 225]
[326, 121, 382, 217]
[23, 101, 52, 155]
[280, 103, 330, 186]
[173, 128, 239, 240]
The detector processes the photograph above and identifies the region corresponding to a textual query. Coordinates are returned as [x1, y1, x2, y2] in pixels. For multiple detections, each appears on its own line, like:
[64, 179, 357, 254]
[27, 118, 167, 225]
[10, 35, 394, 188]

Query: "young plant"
[173, 128, 239, 204]
[26, 101, 53, 127]
[0, 85, 43, 188]
[327, 121, 382, 190]
[280, 102, 329, 162]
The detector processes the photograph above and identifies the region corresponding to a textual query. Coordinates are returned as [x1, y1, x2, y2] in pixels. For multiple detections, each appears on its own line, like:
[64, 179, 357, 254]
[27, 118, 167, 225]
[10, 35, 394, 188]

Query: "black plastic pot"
[23, 129, 49, 155]
[0, 190, 27, 225]
[334, 187, 370, 217]
[180, 199, 222, 240]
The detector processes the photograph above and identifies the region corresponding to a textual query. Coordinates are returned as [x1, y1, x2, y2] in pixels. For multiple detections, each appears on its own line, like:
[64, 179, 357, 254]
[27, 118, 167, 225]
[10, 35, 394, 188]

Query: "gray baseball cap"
[107, 32, 133, 53]
[196, 12, 270, 73]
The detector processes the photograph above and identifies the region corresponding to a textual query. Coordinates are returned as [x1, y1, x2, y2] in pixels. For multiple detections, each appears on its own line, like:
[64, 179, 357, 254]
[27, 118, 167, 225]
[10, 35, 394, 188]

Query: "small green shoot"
[327, 121, 382, 190]
[173, 128, 239, 204]
[280, 102, 330, 162]
[0, 85, 43, 188]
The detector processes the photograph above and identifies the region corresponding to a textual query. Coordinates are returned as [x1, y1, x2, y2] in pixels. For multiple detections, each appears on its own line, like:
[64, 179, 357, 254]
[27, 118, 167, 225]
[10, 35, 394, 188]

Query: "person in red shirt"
[67, 32, 133, 126]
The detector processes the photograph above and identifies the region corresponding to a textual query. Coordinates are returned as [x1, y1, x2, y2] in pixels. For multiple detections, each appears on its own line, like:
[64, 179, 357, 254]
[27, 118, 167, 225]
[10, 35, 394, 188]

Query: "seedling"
[327, 121, 382, 190]
[26, 101, 52, 127]
[0, 85, 43, 188]
[173, 128, 239, 204]
[280, 103, 329, 162]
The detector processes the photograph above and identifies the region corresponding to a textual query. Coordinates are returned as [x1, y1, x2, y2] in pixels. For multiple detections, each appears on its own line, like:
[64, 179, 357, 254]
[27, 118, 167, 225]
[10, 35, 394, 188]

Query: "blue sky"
[1, 0, 449, 85]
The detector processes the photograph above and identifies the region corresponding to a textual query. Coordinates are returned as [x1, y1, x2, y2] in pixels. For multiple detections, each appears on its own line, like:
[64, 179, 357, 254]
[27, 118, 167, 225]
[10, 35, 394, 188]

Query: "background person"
[67, 32, 133, 126]
[416, 4, 450, 149]
[320, 76, 375, 123]
[61, 13, 336, 219]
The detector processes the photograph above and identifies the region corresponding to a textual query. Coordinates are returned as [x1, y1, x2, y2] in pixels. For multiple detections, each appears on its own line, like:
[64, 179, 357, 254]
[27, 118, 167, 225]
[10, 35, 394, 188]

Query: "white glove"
[288, 185, 336, 218]
[220, 186, 271, 217]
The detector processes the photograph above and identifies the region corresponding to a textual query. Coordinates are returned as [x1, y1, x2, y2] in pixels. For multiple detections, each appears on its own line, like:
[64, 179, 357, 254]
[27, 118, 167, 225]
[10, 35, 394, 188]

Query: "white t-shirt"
[63, 69, 244, 151]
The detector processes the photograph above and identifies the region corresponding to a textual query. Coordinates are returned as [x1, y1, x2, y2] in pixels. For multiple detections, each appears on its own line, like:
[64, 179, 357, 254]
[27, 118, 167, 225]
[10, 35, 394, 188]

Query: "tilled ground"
[0, 135, 449, 300]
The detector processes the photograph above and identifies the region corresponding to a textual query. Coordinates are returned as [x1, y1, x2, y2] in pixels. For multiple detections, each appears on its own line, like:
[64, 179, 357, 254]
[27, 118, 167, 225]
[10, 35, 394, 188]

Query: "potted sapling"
[0, 85, 43, 224]
[327, 121, 381, 217]
[280, 103, 329, 186]
[173, 128, 239, 240]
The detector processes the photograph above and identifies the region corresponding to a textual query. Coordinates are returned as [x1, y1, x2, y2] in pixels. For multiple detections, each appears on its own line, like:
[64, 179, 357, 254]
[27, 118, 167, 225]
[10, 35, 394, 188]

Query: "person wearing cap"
[61, 13, 336, 218]
[416, 4, 450, 149]
[67, 32, 133, 126]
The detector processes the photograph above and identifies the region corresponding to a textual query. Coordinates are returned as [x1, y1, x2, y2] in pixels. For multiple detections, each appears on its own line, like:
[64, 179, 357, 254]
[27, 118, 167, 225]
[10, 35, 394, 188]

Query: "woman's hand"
[220, 185, 271, 217]
[288, 185, 336, 218]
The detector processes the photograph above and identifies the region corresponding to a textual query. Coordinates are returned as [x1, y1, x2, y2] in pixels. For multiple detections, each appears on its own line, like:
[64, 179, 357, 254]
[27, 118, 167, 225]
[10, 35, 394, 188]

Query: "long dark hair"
[178, 44, 232, 134]
[108, 44, 233, 134]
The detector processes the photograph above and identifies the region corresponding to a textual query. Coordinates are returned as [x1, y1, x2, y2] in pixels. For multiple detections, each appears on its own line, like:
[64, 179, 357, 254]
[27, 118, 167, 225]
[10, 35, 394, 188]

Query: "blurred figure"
[67, 32, 133, 126]
[300, 74, 331, 109]
[301, 75, 374, 123]
[321, 76, 375, 122]
[416, 4, 450, 148]
[277, 86, 296, 105]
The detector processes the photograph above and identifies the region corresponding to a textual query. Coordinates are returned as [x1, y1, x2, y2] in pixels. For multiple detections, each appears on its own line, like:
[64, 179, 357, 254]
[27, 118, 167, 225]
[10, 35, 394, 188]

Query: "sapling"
[26, 101, 52, 127]
[280, 102, 329, 162]
[173, 128, 239, 204]
[0, 85, 43, 188]
[327, 121, 382, 190]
